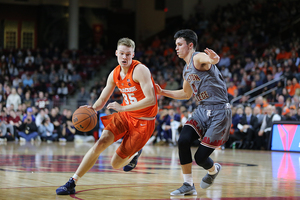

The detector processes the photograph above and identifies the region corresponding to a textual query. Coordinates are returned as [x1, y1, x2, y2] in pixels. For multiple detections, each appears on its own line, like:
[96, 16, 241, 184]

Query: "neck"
[183, 50, 195, 64]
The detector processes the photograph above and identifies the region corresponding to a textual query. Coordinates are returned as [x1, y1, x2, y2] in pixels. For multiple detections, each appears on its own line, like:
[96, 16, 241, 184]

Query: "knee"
[194, 153, 205, 167]
[177, 136, 191, 148]
[194, 152, 213, 169]
[111, 161, 121, 170]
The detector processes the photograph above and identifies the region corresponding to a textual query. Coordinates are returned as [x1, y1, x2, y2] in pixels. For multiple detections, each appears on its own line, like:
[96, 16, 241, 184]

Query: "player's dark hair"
[174, 29, 198, 50]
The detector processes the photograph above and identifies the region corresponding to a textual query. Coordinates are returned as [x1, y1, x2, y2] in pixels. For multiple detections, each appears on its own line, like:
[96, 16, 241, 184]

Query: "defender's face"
[116, 45, 134, 68]
[175, 37, 191, 58]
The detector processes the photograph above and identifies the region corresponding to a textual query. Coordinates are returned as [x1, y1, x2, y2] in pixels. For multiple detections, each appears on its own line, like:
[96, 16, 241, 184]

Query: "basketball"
[72, 106, 97, 132]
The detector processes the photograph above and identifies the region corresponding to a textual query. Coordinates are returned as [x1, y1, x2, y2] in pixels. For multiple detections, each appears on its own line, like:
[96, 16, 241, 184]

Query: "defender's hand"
[155, 84, 162, 95]
[204, 48, 220, 64]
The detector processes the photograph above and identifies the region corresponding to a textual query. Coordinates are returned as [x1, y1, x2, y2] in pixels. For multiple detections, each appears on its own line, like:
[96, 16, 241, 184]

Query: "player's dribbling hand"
[204, 48, 220, 64]
[155, 84, 162, 95]
[107, 102, 123, 112]
[80, 105, 97, 114]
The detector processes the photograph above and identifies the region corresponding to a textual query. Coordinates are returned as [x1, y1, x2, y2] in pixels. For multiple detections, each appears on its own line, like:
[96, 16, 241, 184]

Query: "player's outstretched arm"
[155, 79, 193, 100]
[92, 71, 116, 111]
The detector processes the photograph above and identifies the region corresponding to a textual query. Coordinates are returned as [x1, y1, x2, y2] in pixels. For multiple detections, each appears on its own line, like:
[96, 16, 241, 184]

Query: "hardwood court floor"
[0, 141, 299, 200]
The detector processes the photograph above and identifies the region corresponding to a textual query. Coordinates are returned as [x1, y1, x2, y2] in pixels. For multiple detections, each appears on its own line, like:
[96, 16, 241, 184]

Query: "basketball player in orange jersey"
[56, 38, 158, 195]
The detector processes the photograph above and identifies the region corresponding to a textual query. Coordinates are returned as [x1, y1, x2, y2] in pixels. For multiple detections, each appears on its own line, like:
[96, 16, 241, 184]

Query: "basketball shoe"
[56, 177, 76, 195]
[200, 163, 222, 189]
[123, 149, 142, 172]
[170, 182, 197, 196]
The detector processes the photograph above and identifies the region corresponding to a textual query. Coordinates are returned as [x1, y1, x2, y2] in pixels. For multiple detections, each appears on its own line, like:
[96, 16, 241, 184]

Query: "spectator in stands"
[6, 87, 21, 111]
[62, 109, 72, 125]
[18, 115, 39, 142]
[71, 70, 82, 88]
[238, 105, 259, 149]
[22, 73, 34, 88]
[281, 88, 291, 101]
[281, 106, 296, 121]
[256, 105, 281, 150]
[293, 107, 300, 121]
[60, 120, 76, 142]
[35, 109, 49, 128]
[165, 77, 179, 90]
[155, 109, 172, 146]
[12, 77, 22, 88]
[22, 91, 34, 108]
[244, 57, 255, 72]
[35, 53, 43, 66]
[49, 107, 62, 138]
[57, 82, 68, 102]
[39, 116, 57, 142]
[35, 91, 49, 110]
[77, 87, 89, 107]
[0, 119, 13, 142]
[8, 63, 19, 78]
[253, 106, 264, 125]
[59, 68, 72, 84]
[168, 108, 181, 146]
[22, 107, 36, 122]
[290, 77, 300, 96]
[7, 109, 21, 139]
[218, 52, 231, 68]
[25, 51, 34, 64]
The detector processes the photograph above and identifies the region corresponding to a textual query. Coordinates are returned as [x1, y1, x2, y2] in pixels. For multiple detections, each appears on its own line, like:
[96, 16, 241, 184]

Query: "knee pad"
[194, 145, 214, 170]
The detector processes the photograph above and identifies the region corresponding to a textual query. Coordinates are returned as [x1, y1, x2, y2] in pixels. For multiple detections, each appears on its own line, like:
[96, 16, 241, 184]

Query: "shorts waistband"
[198, 103, 231, 110]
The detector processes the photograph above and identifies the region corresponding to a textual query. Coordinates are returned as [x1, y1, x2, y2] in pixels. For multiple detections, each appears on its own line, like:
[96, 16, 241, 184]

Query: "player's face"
[175, 37, 192, 58]
[116, 45, 135, 68]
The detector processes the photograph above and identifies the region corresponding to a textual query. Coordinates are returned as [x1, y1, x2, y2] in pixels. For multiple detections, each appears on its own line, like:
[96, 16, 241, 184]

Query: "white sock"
[208, 164, 218, 175]
[72, 174, 80, 184]
[183, 174, 193, 186]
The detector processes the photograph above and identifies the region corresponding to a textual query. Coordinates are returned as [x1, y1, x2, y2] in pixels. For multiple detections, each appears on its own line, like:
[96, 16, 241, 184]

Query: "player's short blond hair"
[117, 38, 135, 50]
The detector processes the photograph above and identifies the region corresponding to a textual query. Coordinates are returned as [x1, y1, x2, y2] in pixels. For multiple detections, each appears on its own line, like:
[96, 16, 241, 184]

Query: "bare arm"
[156, 78, 193, 100]
[193, 48, 220, 70]
[92, 71, 116, 111]
[107, 64, 156, 112]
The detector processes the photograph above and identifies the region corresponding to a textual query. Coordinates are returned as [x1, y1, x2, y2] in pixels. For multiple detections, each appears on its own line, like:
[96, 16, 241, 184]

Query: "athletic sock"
[72, 174, 80, 184]
[208, 164, 218, 175]
[183, 174, 193, 186]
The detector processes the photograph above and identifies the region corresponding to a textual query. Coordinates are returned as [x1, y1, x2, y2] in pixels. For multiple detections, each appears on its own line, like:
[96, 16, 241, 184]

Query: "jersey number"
[122, 93, 137, 105]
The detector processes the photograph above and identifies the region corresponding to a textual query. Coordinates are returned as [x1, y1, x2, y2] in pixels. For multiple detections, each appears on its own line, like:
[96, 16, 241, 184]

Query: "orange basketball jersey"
[113, 60, 158, 118]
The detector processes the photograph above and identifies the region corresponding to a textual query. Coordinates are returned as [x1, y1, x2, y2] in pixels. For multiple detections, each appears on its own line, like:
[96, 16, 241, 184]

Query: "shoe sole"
[56, 189, 75, 195]
[200, 163, 222, 189]
[170, 190, 197, 196]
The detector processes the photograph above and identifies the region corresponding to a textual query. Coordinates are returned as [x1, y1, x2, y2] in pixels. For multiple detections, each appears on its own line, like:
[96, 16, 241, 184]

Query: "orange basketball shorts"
[100, 112, 155, 159]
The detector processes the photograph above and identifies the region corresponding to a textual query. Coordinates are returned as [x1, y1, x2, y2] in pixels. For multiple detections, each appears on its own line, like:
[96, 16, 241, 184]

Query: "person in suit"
[237, 105, 259, 149]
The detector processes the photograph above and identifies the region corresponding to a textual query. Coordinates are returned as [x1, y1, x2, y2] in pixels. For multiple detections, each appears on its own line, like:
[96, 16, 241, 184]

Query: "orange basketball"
[72, 107, 97, 132]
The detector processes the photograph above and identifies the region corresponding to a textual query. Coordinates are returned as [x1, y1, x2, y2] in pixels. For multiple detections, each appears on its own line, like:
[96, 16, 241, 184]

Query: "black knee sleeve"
[194, 144, 214, 170]
[178, 126, 200, 165]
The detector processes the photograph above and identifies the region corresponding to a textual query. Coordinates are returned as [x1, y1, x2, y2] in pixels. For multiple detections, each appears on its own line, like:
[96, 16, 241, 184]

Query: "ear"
[189, 43, 193, 49]
[132, 52, 135, 58]
[115, 50, 118, 56]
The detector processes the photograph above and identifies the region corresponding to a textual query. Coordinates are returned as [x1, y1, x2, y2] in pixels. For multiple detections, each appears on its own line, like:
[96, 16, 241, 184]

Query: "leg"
[75, 130, 114, 177]
[26, 132, 39, 141]
[56, 130, 114, 195]
[18, 132, 30, 141]
[195, 145, 222, 189]
[170, 125, 200, 196]
[110, 151, 137, 169]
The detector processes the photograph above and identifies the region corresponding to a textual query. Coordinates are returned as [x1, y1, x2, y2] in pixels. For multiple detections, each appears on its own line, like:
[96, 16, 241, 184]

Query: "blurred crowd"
[1, 0, 300, 150]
